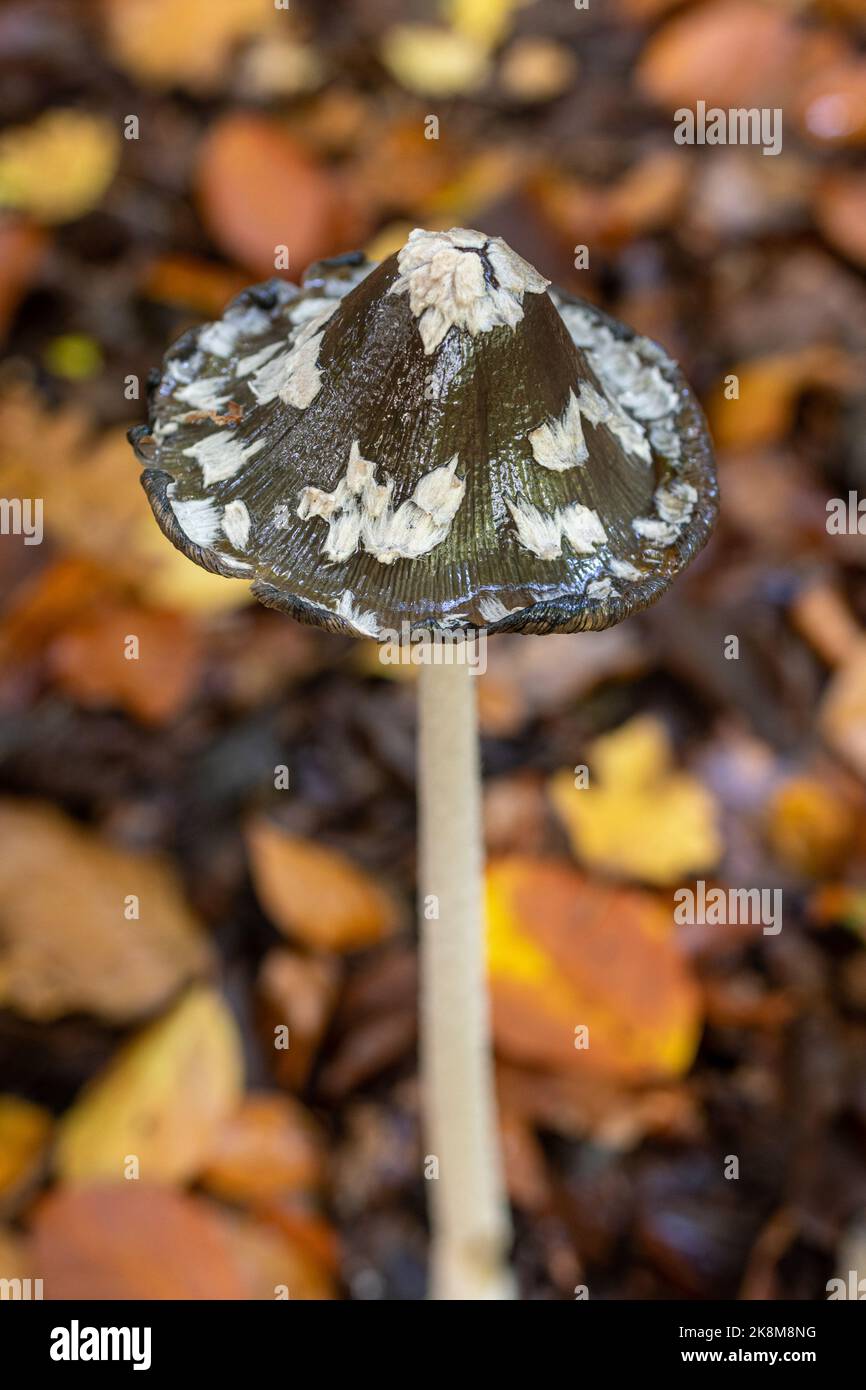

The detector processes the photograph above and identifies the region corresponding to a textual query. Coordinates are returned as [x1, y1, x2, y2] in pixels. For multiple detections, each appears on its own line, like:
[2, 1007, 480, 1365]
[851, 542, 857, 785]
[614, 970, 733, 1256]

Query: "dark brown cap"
[131, 228, 717, 637]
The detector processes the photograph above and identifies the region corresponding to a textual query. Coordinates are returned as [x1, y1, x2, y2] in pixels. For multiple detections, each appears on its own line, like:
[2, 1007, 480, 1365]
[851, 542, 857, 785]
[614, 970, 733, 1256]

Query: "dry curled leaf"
[487, 857, 701, 1081]
[550, 716, 722, 886]
[246, 820, 401, 952]
[48, 603, 204, 725]
[0, 800, 212, 1022]
[30, 1185, 251, 1299]
[201, 1093, 324, 1203]
[56, 987, 243, 1184]
[196, 114, 344, 278]
[0, 110, 118, 224]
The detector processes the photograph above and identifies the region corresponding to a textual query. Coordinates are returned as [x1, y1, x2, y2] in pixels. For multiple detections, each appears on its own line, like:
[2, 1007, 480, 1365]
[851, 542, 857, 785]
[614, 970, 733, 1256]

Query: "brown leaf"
[196, 114, 346, 278]
[0, 800, 212, 1022]
[56, 987, 243, 1184]
[245, 820, 401, 952]
[200, 1093, 324, 1203]
[487, 857, 702, 1082]
[258, 949, 342, 1091]
[48, 603, 204, 724]
[30, 1185, 251, 1298]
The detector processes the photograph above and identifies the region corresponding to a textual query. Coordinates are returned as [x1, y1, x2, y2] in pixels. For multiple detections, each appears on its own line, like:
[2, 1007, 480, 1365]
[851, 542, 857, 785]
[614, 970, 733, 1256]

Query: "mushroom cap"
[131, 228, 717, 638]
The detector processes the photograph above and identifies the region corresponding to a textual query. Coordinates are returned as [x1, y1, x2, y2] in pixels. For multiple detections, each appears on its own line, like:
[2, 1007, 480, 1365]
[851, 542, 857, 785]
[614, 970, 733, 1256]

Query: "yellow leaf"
[56, 987, 244, 1184]
[0, 1096, 51, 1201]
[487, 857, 701, 1081]
[0, 111, 118, 224]
[381, 25, 491, 98]
[441, 0, 528, 50]
[549, 715, 722, 885]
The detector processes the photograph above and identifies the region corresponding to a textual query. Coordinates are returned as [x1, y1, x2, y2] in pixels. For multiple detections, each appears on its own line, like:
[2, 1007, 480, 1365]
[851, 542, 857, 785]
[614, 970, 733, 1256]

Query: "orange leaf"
[707, 346, 861, 450]
[246, 820, 401, 952]
[201, 1093, 324, 1203]
[48, 603, 204, 725]
[637, 0, 832, 111]
[487, 857, 701, 1082]
[196, 114, 345, 278]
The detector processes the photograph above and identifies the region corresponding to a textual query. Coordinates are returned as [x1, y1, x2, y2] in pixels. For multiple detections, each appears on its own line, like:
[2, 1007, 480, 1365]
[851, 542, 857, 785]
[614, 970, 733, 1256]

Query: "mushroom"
[130, 227, 717, 1300]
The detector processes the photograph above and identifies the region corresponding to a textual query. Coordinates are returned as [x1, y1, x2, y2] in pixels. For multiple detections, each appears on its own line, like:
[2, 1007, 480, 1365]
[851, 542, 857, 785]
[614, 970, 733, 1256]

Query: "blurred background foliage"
[0, 0, 866, 1300]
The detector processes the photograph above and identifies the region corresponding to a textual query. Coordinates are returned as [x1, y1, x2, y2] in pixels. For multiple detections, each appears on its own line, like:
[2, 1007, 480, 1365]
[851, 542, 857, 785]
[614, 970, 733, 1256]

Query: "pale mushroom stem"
[417, 657, 514, 1300]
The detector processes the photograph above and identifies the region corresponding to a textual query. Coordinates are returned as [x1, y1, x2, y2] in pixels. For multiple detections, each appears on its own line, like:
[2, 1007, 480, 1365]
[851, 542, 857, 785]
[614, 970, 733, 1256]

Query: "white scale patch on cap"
[555, 300, 684, 465]
[249, 301, 339, 408]
[197, 305, 272, 358]
[182, 432, 266, 486]
[235, 341, 282, 377]
[297, 440, 466, 565]
[575, 380, 652, 465]
[174, 377, 231, 411]
[587, 577, 618, 600]
[528, 390, 588, 472]
[168, 493, 221, 547]
[632, 480, 698, 546]
[333, 591, 382, 638]
[389, 227, 549, 355]
[222, 498, 251, 550]
[477, 595, 529, 624]
[609, 557, 643, 581]
[505, 496, 607, 560]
